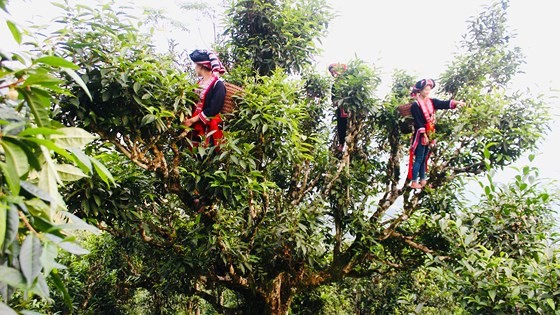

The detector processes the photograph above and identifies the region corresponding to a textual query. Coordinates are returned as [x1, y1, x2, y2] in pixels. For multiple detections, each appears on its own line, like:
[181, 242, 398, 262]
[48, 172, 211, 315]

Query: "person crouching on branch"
[328, 63, 349, 153]
[408, 79, 465, 189]
[183, 49, 226, 147]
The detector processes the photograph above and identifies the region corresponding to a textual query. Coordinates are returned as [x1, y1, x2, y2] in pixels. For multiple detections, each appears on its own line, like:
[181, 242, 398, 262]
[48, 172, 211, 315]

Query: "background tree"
[222, 0, 332, 76]
[17, 0, 555, 314]
[435, 163, 560, 314]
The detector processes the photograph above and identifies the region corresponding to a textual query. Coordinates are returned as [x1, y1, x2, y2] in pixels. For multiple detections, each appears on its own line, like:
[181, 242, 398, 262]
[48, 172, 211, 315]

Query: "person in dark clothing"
[408, 79, 465, 189]
[329, 63, 348, 153]
[184, 50, 226, 147]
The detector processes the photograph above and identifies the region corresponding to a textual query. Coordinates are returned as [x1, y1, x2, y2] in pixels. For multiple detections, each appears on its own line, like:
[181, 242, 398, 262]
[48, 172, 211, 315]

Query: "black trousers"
[336, 107, 348, 146]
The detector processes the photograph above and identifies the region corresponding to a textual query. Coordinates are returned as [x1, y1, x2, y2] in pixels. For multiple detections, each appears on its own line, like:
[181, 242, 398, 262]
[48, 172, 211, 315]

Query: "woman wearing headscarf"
[329, 63, 349, 153]
[408, 79, 465, 189]
[184, 49, 226, 147]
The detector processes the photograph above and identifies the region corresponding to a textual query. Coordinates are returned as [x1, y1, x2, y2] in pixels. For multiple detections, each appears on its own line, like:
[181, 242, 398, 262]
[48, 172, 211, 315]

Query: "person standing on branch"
[408, 79, 465, 189]
[184, 49, 226, 147]
[329, 63, 349, 153]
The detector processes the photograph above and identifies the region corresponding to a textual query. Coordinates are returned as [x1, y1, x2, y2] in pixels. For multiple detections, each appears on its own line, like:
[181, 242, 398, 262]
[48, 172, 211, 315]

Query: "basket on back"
[397, 102, 412, 117]
[222, 82, 245, 114]
[396, 102, 413, 134]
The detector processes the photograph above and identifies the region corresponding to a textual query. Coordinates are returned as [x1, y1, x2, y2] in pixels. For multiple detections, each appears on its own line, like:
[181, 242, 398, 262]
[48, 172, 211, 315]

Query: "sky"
[1, 0, 559, 189]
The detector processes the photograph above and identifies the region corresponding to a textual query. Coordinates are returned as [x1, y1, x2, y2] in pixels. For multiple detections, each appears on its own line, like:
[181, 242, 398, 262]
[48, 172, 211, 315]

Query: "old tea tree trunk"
[245, 273, 293, 315]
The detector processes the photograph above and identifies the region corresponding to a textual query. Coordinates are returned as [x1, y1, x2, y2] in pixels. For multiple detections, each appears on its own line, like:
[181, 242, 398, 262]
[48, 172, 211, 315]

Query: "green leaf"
[2, 137, 30, 177]
[25, 198, 51, 221]
[90, 156, 115, 186]
[40, 241, 58, 276]
[4, 205, 19, 250]
[55, 163, 88, 182]
[62, 68, 92, 101]
[21, 72, 63, 87]
[33, 273, 50, 299]
[0, 203, 6, 250]
[0, 266, 26, 288]
[18, 127, 64, 137]
[0, 162, 19, 195]
[34, 56, 79, 70]
[141, 114, 156, 126]
[51, 271, 72, 309]
[20, 88, 51, 128]
[50, 127, 98, 149]
[6, 21, 21, 44]
[547, 298, 555, 310]
[57, 211, 100, 234]
[133, 81, 141, 94]
[133, 94, 146, 106]
[20, 234, 43, 287]
[0, 302, 18, 315]
[46, 234, 89, 255]
[511, 285, 520, 298]
[37, 145, 64, 211]
[529, 304, 538, 312]
[68, 147, 93, 173]
[21, 181, 53, 203]
[24, 137, 73, 161]
[488, 289, 496, 302]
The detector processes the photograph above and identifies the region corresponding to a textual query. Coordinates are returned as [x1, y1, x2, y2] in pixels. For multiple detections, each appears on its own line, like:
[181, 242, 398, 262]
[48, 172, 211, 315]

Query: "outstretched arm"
[432, 98, 466, 110]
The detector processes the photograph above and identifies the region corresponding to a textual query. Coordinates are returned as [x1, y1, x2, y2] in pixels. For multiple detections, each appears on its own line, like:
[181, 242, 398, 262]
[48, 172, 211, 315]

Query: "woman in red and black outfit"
[408, 79, 465, 189]
[183, 50, 226, 147]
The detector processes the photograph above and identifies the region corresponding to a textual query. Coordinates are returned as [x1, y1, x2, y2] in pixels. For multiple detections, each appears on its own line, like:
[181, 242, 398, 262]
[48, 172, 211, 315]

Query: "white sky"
[2, 0, 559, 187]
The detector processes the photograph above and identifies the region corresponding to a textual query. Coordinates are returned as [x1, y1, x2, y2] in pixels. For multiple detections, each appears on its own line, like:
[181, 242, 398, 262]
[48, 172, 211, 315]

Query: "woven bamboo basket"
[222, 82, 244, 114]
[397, 102, 412, 117]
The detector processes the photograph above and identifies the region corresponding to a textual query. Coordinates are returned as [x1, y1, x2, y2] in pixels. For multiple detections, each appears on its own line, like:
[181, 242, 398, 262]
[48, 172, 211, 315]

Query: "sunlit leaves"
[0, 303, 18, 315]
[434, 165, 560, 314]
[3, 0, 551, 313]
[440, 0, 524, 96]
[62, 68, 92, 101]
[0, 266, 26, 290]
[0, 1, 113, 310]
[0, 143, 24, 194]
[0, 203, 6, 249]
[45, 235, 89, 256]
[50, 127, 98, 149]
[20, 235, 43, 287]
[2, 137, 30, 178]
[224, 0, 332, 76]
[90, 157, 115, 187]
[6, 20, 21, 44]
[19, 88, 51, 128]
[34, 56, 79, 70]
[3, 205, 19, 251]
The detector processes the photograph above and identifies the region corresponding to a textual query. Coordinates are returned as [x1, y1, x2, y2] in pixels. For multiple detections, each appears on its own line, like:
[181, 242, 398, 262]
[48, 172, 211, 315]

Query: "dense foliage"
[0, 1, 113, 313]
[1, 0, 557, 314]
[222, 0, 332, 75]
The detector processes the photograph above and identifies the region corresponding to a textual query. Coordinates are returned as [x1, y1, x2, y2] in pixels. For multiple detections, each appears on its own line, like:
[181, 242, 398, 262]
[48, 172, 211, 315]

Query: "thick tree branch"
[95, 129, 151, 170]
[193, 288, 242, 315]
[390, 230, 433, 254]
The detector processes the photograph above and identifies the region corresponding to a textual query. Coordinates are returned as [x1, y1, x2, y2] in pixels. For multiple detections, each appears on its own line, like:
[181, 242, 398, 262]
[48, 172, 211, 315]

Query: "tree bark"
[264, 272, 293, 315]
[239, 272, 293, 315]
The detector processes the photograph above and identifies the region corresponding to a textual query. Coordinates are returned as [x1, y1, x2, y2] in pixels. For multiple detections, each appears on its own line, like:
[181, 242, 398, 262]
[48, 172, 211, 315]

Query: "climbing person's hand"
[183, 115, 200, 127]
[455, 100, 466, 108]
[183, 117, 194, 127]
